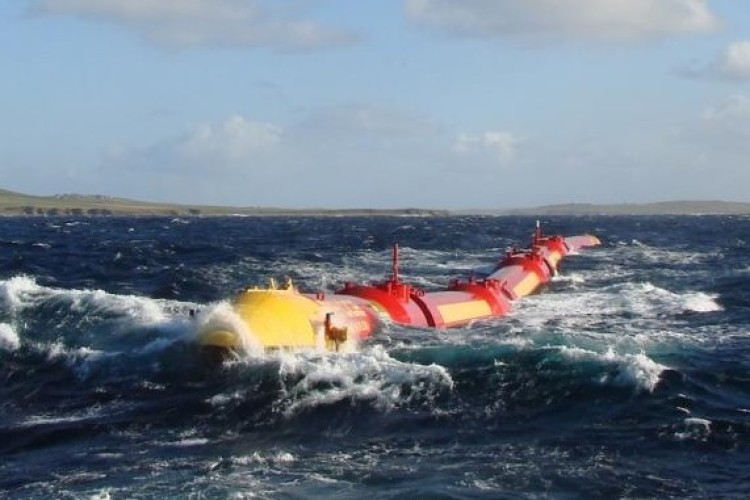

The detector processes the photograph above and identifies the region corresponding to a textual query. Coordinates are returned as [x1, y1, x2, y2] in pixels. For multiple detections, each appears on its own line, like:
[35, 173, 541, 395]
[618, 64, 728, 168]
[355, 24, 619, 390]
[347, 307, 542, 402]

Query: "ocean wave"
[194, 301, 264, 355]
[0, 322, 19, 351]
[517, 281, 722, 331]
[269, 346, 454, 417]
[0, 274, 197, 323]
[673, 417, 712, 442]
[526, 345, 666, 393]
[228, 451, 296, 466]
[0, 274, 202, 354]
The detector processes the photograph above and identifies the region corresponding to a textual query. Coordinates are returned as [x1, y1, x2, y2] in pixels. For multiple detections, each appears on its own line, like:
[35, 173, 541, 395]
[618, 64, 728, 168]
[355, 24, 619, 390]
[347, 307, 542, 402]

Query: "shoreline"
[2, 189, 750, 217]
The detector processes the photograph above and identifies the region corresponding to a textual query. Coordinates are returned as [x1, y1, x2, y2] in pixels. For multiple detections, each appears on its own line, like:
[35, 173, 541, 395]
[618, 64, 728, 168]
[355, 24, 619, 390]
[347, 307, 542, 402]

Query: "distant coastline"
[0, 189, 447, 217]
[2, 188, 749, 216]
[476, 200, 750, 216]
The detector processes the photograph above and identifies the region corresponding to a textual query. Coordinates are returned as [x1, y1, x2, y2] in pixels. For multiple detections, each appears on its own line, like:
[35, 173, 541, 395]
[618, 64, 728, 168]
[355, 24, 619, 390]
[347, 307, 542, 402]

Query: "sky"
[1, 0, 750, 209]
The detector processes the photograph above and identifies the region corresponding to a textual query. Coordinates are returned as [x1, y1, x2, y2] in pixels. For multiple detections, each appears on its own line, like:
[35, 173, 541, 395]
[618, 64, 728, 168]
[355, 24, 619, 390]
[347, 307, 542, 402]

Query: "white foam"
[230, 453, 265, 466]
[557, 346, 666, 392]
[45, 341, 101, 362]
[207, 390, 244, 408]
[517, 281, 722, 336]
[273, 451, 295, 464]
[20, 413, 90, 427]
[41, 341, 115, 380]
[69, 288, 171, 324]
[306, 473, 342, 484]
[681, 292, 723, 312]
[18, 399, 126, 429]
[0, 275, 196, 326]
[674, 417, 712, 441]
[194, 301, 263, 356]
[233, 451, 295, 465]
[0, 323, 20, 351]
[0, 275, 40, 311]
[637, 246, 706, 266]
[602, 348, 666, 392]
[0, 275, 203, 361]
[87, 489, 112, 500]
[684, 417, 712, 428]
[274, 345, 454, 417]
[551, 272, 586, 284]
[163, 438, 210, 447]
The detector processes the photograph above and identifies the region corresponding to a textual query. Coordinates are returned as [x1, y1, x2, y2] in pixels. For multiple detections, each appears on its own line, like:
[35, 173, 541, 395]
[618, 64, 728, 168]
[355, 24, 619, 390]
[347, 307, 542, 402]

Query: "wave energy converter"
[197, 222, 601, 353]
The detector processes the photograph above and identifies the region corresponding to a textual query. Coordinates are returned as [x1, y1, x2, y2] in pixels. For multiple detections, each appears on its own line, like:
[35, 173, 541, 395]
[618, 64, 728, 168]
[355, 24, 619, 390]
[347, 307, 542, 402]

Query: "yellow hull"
[197, 286, 377, 352]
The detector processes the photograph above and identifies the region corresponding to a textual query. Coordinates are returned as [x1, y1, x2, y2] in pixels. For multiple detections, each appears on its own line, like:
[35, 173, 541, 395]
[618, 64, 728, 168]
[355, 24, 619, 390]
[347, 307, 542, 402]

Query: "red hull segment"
[336, 224, 600, 330]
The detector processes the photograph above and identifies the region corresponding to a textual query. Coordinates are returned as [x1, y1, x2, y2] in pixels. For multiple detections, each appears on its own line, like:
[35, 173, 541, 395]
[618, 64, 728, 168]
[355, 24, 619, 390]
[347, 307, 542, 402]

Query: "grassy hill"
[0, 189, 447, 217]
[500, 200, 750, 216]
[3, 188, 749, 217]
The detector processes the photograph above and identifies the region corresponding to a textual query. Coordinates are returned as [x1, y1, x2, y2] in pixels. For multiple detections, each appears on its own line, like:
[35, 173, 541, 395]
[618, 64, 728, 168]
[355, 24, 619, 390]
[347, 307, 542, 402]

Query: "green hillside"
[501, 200, 750, 216]
[0, 189, 447, 217]
[3, 188, 748, 217]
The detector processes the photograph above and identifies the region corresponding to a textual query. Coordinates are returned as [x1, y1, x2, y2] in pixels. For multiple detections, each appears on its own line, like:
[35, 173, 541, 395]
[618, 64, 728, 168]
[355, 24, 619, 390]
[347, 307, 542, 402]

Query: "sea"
[0, 215, 748, 499]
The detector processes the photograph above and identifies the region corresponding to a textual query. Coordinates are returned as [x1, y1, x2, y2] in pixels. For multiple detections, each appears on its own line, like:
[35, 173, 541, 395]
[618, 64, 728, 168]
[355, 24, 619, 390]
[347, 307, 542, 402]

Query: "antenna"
[533, 220, 542, 246]
[391, 243, 400, 283]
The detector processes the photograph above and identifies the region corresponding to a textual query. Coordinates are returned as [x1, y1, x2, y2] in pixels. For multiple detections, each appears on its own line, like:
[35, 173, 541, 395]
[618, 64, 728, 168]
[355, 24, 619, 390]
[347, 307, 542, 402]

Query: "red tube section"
[335, 223, 600, 331]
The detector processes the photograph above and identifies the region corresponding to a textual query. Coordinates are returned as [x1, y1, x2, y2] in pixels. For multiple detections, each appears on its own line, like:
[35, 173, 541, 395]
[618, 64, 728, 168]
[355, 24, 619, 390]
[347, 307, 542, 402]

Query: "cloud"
[100, 106, 528, 207]
[718, 42, 750, 80]
[110, 106, 438, 176]
[667, 94, 750, 185]
[32, 0, 357, 51]
[405, 0, 719, 42]
[663, 94, 750, 200]
[107, 115, 282, 176]
[298, 103, 436, 136]
[453, 131, 523, 164]
[80, 99, 750, 208]
[680, 41, 750, 81]
[178, 116, 282, 163]
[100, 97, 750, 208]
[700, 94, 750, 145]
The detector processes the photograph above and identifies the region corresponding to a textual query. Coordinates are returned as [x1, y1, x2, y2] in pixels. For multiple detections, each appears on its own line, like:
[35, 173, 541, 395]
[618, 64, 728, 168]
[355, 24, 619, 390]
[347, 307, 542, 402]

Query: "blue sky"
[2, 0, 749, 209]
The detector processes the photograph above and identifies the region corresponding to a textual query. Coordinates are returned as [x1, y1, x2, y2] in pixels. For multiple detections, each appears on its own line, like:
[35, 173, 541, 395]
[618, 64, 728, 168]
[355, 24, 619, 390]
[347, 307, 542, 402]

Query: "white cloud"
[178, 115, 282, 163]
[78, 99, 750, 208]
[690, 41, 750, 81]
[719, 41, 750, 80]
[668, 94, 750, 193]
[100, 107, 529, 207]
[101, 115, 288, 205]
[701, 94, 750, 140]
[106, 115, 282, 176]
[110, 106, 438, 178]
[299, 103, 436, 136]
[405, 0, 719, 41]
[679, 41, 750, 81]
[32, 0, 356, 51]
[453, 131, 523, 163]
[665, 95, 750, 200]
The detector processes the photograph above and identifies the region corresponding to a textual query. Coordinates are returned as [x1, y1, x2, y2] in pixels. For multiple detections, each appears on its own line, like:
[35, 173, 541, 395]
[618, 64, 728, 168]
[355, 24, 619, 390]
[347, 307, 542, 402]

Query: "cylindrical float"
[196, 224, 601, 352]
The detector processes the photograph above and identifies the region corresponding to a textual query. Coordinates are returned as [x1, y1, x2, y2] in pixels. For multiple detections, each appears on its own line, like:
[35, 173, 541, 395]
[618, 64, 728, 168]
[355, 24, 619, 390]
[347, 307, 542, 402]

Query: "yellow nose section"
[236, 288, 319, 348]
[199, 287, 321, 350]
